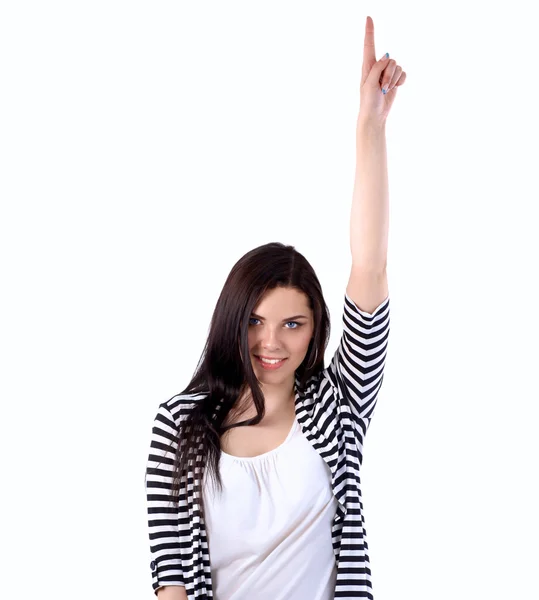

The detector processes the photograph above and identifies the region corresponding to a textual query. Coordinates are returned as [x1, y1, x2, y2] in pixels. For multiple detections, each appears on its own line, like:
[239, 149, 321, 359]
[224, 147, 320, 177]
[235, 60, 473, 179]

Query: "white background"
[1, 2, 538, 599]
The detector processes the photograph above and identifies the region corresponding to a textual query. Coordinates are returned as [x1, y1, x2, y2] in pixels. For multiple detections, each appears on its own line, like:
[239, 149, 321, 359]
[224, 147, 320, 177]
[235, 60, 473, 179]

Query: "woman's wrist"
[356, 115, 386, 137]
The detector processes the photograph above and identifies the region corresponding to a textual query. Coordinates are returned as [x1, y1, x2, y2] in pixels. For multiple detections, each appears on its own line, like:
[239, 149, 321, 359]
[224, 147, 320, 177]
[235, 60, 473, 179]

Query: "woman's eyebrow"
[251, 312, 309, 321]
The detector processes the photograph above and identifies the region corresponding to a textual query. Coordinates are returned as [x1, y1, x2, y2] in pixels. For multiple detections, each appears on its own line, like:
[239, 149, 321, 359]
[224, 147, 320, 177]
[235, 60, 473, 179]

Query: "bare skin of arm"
[157, 586, 188, 600]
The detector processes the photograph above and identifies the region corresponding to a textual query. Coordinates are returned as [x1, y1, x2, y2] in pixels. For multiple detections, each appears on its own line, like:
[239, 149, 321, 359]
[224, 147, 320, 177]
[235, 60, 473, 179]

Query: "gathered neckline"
[220, 416, 299, 463]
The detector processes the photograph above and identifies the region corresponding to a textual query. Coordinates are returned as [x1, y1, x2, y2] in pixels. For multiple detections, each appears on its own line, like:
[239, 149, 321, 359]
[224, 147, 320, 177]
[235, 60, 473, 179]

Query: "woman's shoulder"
[159, 389, 210, 425]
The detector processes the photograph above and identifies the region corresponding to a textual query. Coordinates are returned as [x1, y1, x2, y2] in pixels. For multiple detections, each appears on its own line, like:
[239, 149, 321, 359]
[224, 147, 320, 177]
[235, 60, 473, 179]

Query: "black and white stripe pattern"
[145, 292, 390, 598]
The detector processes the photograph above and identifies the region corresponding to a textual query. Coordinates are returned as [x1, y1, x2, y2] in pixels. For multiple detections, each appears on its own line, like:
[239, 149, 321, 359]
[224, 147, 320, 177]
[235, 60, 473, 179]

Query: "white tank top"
[203, 414, 338, 600]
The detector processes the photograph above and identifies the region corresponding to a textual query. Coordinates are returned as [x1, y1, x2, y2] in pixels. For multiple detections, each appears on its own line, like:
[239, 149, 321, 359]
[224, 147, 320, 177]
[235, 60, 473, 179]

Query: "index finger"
[363, 16, 376, 65]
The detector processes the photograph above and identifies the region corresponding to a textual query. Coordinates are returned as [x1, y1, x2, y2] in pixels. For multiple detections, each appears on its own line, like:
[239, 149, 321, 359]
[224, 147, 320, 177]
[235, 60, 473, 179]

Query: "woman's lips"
[254, 355, 288, 370]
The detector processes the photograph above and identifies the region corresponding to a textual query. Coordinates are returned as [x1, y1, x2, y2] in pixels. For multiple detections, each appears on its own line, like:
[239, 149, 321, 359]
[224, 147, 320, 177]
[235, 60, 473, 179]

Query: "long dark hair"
[167, 242, 331, 519]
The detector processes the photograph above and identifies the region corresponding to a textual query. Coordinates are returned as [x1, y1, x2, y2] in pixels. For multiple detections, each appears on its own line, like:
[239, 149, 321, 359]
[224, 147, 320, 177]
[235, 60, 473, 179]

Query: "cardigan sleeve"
[325, 291, 390, 423]
[145, 403, 185, 594]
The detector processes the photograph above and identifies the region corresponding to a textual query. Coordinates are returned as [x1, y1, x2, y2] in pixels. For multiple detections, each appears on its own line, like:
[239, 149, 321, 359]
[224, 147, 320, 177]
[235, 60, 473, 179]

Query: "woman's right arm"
[157, 586, 188, 600]
[146, 403, 186, 595]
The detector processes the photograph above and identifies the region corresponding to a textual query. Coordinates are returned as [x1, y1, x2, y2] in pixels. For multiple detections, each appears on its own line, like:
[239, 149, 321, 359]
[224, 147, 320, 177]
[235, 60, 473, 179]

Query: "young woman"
[145, 16, 406, 600]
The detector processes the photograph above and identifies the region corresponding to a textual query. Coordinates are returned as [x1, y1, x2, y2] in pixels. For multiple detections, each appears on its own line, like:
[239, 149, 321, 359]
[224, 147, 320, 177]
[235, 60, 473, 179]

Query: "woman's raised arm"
[347, 16, 405, 312]
[157, 585, 188, 600]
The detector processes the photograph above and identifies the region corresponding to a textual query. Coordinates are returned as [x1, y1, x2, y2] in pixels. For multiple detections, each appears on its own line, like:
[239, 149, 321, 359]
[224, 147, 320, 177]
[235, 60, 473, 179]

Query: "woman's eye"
[248, 318, 302, 329]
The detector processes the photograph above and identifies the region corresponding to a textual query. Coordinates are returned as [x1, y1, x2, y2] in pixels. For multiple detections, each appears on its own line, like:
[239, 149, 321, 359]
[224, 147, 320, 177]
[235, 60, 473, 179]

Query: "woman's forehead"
[254, 287, 312, 315]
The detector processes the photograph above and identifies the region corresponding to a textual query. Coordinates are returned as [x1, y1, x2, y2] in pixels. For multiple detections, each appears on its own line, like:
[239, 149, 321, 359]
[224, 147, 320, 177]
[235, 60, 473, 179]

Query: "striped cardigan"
[145, 291, 390, 599]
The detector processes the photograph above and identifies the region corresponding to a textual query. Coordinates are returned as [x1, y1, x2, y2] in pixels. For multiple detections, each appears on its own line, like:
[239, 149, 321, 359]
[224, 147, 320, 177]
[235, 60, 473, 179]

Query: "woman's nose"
[260, 328, 281, 347]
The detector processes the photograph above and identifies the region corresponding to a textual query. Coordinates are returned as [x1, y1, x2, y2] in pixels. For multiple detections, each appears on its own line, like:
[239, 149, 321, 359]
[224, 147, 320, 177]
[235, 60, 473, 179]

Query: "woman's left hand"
[358, 16, 407, 128]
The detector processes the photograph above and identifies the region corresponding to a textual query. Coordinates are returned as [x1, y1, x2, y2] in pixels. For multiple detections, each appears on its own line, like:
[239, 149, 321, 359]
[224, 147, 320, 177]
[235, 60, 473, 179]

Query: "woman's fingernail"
[381, 52, 389, 60]
[382, 84, 389, 94]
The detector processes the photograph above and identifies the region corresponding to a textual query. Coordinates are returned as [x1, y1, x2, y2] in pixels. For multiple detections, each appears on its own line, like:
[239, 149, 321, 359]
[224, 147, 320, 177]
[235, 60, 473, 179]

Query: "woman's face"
[247, 287, 315, 381]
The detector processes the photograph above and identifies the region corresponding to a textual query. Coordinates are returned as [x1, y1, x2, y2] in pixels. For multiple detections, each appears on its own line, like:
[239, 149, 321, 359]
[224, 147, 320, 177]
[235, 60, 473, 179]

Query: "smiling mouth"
[254, 355, 288, 367]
